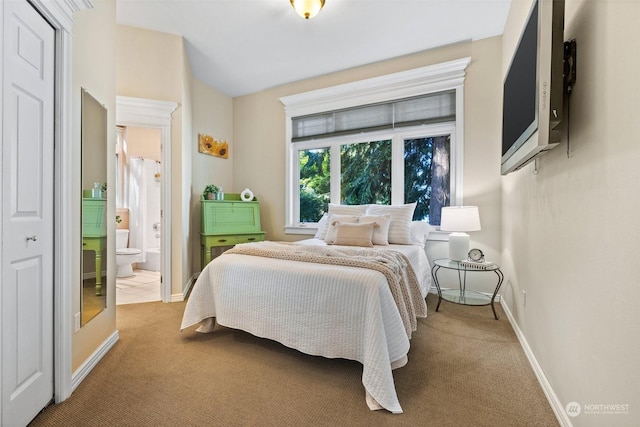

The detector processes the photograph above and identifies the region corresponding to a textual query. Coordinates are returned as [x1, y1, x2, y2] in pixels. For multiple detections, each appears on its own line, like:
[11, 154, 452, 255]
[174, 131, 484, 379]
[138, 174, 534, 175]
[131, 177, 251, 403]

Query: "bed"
[181, 204, 432, 414]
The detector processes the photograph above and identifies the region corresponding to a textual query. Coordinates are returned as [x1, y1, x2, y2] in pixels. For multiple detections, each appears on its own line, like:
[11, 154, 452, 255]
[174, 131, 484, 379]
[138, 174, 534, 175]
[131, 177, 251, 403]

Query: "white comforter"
[180, 239, 430, 414]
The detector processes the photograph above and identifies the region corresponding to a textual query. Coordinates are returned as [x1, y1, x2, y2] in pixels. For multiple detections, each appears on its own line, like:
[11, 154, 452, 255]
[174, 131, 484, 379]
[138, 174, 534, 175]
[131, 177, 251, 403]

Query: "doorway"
[115, 96, 177, 303]
[115, 125, 163, 304]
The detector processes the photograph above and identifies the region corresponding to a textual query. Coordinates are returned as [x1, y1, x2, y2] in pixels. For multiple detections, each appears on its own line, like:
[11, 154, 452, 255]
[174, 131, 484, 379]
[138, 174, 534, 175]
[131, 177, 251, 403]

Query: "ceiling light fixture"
[290, 0, 325, 20]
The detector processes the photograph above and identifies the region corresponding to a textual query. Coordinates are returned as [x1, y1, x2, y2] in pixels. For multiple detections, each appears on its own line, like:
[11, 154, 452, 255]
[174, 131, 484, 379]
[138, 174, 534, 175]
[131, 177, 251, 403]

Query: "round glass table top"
[433, 258, 500, 272]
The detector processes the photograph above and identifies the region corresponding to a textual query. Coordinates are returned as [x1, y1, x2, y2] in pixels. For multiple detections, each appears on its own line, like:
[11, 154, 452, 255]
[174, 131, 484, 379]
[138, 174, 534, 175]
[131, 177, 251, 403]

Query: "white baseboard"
[71, 330, 119, 392]
[168, 273, 199, 302]
[500, 300, 572, 427]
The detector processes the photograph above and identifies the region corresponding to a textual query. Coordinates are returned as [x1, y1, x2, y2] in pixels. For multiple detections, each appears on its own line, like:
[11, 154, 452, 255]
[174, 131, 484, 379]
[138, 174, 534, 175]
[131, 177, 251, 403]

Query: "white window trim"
[280, 57, 470, 235]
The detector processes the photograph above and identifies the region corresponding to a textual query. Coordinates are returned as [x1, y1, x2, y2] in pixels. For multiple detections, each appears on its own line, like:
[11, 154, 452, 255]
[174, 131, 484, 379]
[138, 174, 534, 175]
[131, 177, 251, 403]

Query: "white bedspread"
[298, 238, 432, 298]
[180, 239, 430, 414]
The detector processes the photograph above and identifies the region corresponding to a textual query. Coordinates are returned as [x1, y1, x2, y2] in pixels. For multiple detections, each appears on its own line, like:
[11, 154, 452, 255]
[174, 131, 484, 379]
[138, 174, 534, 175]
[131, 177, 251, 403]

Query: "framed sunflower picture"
[198, 133, 229, 159]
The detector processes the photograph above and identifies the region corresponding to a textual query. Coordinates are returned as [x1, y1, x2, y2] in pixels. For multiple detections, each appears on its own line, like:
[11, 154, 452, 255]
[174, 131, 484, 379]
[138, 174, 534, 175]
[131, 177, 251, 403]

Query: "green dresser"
[200, 193, 265, 268]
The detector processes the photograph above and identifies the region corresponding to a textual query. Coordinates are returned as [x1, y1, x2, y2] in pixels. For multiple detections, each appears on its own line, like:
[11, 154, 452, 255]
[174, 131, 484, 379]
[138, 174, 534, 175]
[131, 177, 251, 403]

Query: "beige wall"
[233, 37, 504, 294]
[125, 126, 162, 160]
[501, 0, 640, 424]
[180, 40, 194, 294]
[116, 25, 183, 101]
[116, 25, 189, 296]
[191, 79, 234, 273]
[71, 0, 117, 371]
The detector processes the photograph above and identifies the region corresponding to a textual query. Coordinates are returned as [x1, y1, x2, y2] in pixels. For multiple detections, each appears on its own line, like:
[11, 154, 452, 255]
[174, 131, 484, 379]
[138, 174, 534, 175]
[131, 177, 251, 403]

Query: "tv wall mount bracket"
[564, 39, 577, 95]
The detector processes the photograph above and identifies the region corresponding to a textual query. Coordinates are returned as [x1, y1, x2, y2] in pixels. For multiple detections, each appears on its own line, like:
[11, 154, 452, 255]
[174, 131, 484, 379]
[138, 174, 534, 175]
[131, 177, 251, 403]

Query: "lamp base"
[448, 232, 470, 261]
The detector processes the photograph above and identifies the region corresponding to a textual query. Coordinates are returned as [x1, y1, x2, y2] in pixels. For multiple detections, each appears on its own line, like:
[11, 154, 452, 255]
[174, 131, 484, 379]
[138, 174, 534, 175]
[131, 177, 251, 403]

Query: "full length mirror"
[81, 89, 108, 325]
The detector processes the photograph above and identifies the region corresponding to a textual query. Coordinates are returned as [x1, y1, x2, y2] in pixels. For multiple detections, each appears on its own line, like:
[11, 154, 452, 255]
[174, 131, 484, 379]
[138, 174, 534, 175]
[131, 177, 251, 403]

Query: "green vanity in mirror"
[81, 89, 108, 325]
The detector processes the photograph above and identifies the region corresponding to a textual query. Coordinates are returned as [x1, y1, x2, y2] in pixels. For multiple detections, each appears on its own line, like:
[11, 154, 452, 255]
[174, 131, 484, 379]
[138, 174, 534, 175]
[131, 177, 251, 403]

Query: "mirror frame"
[81, 88, 108, 326]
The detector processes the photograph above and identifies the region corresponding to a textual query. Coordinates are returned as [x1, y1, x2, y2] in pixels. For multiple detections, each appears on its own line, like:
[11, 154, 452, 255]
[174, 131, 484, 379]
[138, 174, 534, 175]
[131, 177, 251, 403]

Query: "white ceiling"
[116, 0, 512, 97]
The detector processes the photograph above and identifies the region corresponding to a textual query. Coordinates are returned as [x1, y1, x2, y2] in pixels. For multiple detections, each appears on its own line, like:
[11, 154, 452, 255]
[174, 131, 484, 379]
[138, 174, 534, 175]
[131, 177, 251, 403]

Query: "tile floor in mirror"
[116, 269, 161, 305]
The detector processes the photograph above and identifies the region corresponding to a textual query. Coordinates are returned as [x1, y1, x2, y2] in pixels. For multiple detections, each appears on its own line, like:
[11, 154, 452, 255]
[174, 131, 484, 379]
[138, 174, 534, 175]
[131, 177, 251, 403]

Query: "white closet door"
[1, 1, 55, 425]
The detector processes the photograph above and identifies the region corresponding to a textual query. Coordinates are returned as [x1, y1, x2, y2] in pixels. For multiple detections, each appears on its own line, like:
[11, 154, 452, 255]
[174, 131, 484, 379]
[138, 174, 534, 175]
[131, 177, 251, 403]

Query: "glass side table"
[431, 258, 504, 320]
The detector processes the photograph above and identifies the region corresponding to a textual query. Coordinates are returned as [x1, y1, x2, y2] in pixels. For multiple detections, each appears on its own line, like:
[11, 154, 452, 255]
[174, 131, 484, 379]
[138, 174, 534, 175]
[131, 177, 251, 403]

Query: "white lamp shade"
[439, 206, 481, 232]
[440, 206, 481, 261]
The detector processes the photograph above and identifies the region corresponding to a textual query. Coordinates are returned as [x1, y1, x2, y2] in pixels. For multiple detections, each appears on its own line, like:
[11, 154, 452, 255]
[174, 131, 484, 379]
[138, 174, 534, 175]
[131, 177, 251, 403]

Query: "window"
[404, 134, 450, 225]
[281, 58, 470, 234]
[296, 126, 453, 225]
[298, 147, 330, 222]
[341, 139, 392, 207]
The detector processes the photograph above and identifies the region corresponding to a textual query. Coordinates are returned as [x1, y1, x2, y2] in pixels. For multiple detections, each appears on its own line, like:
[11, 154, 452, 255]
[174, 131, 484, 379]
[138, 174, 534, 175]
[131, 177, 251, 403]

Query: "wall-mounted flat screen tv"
[501, 0, 565, 175]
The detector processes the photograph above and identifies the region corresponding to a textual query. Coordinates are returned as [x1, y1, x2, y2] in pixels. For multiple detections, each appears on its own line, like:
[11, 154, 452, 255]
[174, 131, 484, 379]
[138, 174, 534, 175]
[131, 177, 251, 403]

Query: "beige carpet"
[30, 294, 559, 426]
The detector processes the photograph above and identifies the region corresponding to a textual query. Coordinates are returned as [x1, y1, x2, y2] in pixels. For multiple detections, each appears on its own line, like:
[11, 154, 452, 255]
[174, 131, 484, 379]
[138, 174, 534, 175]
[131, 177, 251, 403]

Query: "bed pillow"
[316, 214, 357, 240]
[315, 204, 369, 239]
[313, 213, 328, 239]
[357, 214, 391, 246]
[324, 215, 360, 243]
[327, 203, 369, 216]
[365, 203, 416, 244]
[331, 222, 376, 247]
[410, 221, 432, 246]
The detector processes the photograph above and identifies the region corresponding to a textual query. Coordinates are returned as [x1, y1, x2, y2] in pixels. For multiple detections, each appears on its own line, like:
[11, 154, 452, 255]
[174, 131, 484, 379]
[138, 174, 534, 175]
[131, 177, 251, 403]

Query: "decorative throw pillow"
[316, 214, 358, 240]
[365, 203, 416, 245]
[331, 222, 376, 247]
[324, 215, 360, 243]
[316, 205, 369, 239]
[358, 214, 391, 246]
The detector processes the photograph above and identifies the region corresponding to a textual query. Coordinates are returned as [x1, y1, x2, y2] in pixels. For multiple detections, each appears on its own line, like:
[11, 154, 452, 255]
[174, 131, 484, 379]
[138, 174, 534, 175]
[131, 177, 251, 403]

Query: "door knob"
[26, 235, 38, 242]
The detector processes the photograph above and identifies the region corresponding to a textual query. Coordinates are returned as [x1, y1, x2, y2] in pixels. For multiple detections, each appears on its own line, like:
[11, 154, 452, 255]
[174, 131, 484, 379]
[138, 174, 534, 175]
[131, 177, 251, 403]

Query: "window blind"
[292, 90, 455, 141]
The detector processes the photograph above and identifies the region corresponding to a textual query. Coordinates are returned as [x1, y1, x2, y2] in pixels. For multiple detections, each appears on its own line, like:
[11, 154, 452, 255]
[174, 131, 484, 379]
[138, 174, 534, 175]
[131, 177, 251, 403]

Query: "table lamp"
[440, 206, 481, 261]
